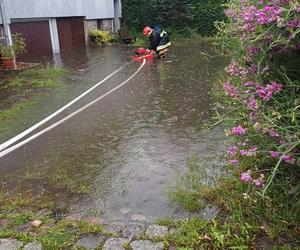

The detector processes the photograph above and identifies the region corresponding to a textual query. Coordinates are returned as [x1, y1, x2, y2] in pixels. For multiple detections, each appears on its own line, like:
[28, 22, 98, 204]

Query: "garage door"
[57, 17, 86, 51]
[10, 21, 52, 60]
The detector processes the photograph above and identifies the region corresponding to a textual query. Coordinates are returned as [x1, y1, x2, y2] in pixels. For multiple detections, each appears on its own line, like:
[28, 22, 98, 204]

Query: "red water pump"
[132, 47, 154, 62]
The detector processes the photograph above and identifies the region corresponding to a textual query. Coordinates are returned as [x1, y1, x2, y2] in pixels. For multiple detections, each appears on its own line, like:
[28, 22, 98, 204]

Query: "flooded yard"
[0, 40, 225, 223]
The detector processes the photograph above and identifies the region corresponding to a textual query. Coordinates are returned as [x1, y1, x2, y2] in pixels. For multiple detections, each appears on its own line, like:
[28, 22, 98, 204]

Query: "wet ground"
[0, 40, 225, 223]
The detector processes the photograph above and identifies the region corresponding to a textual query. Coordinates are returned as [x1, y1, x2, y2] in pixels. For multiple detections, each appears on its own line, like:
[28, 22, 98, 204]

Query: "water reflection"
[0, 40, 225, 222]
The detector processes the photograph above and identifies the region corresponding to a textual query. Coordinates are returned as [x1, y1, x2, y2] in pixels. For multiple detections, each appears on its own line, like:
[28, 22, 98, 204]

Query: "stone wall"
[0, 25, 6, 45]
[98, 19, 114, 32]
[84, 19, 98, 44]
[0, 25, 4, 38]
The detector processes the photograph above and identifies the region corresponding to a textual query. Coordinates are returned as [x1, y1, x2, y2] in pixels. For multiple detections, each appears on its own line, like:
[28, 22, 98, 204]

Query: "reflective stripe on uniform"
[157, 42, 171, 51]
[160, 31, 167, 37]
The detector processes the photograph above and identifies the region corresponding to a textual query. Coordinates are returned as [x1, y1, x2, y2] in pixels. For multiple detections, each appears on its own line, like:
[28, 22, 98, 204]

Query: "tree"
[121, 0, 227, 36]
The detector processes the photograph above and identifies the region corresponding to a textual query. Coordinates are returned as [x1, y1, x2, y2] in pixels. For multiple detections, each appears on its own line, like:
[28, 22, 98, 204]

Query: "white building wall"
[1, 0, 115, 23]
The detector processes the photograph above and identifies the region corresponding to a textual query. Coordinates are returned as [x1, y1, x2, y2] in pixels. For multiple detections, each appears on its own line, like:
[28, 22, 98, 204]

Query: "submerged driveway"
[0, 41, 225, 222]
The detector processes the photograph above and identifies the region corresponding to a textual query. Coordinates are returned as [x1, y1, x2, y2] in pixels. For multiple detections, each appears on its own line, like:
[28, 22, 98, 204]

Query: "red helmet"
[143, 26, 153, 36]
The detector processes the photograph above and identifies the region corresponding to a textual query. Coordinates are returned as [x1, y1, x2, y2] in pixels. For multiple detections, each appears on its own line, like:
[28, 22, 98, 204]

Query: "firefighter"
[143, 26, 171, 58]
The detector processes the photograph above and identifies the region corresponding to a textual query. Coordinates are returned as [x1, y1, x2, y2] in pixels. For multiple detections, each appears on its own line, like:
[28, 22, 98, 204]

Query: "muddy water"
[0, 40, 225, 222]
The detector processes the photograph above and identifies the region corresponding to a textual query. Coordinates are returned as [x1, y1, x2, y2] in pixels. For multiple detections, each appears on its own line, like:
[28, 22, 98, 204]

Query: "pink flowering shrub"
[216, 0, 300, 192]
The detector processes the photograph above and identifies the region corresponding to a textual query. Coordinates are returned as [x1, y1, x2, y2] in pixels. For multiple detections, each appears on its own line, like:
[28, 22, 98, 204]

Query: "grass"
[0, 98, 40, 141]
[1, 156, 298, 249]
[0, 65, 66, 141]
[51, 168, 92, 194]
[0, 65, 65, 93]
[163, 156, 300, 249]
[168, 155, 221, 212]
[0, 65, 65, 110]
[0, 190, 106, 249]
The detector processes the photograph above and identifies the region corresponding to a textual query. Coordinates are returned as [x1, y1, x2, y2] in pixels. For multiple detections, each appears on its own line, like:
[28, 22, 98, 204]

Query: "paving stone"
[122, 223, 145, 239]
[103, 222, 125, 234]
[131, 214, 147, 222]
[102, 238, 129, 250]
[202, 207, 219, 220]
[65, 212, 83, 221]
[14, 222, 31, 232]
[75, 234, 106, 249]
[35, 209, 52, 217]
[23, 242, 43, 250]
[119, 207, 131, 214]
[0, 239, 23, 250]
[130, 240, 164, 250]
[168, 245, 176, 250]
[84, 216, 107, 225]
[146, 225, 168, 238]
[0, 219, 10, 228]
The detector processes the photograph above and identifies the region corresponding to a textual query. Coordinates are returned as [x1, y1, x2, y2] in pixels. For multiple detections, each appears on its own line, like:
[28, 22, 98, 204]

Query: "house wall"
[0, 25, 3, 37]
[84, 20, 98, 44]
[0, 0, 122, 57]
[0, 25, 5, 45]
[1, 0, 117, 22]
[98, 19, 114, 32]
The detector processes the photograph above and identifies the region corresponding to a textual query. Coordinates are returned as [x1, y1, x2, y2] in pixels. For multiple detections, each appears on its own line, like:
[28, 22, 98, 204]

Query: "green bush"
[121, 0, 227, 36]
[0, 33, 26, 58]
[88, 28, 112, 44]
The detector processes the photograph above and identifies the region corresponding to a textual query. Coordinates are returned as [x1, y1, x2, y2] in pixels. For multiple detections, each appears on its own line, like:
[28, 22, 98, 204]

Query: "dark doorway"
[10, 21, 53, 60]
[57, 17, 86, 51]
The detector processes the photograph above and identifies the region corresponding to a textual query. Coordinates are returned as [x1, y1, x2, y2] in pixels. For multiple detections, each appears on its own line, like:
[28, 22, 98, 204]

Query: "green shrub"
[0, 33, 26, 58]
[88, 28, 112, 44]
[121, 0, 227, 36]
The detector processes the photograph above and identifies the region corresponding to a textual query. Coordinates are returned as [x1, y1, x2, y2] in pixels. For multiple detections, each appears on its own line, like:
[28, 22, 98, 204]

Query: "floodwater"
[0, 40, 225, 223]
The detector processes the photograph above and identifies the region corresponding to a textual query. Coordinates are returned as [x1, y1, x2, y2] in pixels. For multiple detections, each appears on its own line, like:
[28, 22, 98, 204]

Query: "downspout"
[0, 0, 11, 45]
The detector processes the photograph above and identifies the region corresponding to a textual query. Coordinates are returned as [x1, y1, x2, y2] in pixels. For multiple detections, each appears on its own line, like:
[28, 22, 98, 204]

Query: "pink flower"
[270, 151, 280, 158]
[285, 18, 299, 29]
[227, 61, 248, 77]
[241, 171, 252, 183]
[231, 125, 246, 135]
[269, 82, 282, 93]
[230, 159, 239, 165]
[247, 96, 259, 110]
[269, 129, 279, 137]
[247, 47, 261, 57]
[253, 174, 265, 188]
[223, 82, 240, 99]
[256, 6, 282, 25]
[240, 147, 257, 156]
[225, 8, 235, 18]
[244, 81, 254, 86]
[242, 5, 257, 22]
[227, 146, 238, 156]
[248, 64, 257, 74]
[256, 86, 273, 101]
[238, 141, 248, 146]
[283, 155, 296, 164]
[240, 150, 248, 156]
[256, 82, 282, 101]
